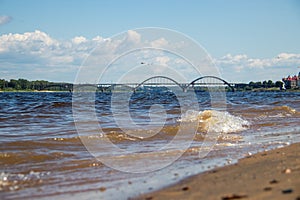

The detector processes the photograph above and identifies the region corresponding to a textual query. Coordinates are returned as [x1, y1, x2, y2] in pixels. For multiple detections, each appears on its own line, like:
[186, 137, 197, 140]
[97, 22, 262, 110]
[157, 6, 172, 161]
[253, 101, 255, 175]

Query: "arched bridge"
[188, 76, 235, 92]
[134, 76, 184, 91]
[133, 75, 235, 92]
[39, 76, 234, 92]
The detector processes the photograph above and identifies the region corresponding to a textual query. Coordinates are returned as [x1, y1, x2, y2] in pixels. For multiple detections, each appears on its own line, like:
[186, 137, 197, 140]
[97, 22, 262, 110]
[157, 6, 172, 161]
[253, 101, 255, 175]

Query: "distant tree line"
[235, 80, 284, 91]
[0, 78, 70, 91]
[249, 80, 283, 88]
[0, 78, 287, 92]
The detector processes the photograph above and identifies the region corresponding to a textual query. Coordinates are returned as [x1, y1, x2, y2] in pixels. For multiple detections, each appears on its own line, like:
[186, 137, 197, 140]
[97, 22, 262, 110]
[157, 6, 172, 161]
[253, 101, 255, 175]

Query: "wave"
[0, 171, 50, 192]
[245, 105, 299, 119]
[1, 110, 251, 151]
[0, 151, 75, 165]
[179, 110, 250, 134]
[273, 105, 297, 115]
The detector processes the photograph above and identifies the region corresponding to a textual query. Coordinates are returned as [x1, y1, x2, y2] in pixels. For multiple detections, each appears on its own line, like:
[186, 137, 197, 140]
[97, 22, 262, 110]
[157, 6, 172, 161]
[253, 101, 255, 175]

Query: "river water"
[0, 91, 299, 199]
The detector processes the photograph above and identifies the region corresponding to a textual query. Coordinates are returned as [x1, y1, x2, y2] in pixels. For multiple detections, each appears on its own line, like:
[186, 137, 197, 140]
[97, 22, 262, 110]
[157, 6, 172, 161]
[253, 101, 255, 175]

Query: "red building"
[282, 72, 300, 89]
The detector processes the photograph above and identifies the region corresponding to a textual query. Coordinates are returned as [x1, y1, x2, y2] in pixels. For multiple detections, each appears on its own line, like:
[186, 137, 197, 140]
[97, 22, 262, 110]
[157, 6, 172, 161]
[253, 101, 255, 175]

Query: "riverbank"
[1, 89, 300, 93]
[0, 90, 69, 92]
[133, 143, 300, 200]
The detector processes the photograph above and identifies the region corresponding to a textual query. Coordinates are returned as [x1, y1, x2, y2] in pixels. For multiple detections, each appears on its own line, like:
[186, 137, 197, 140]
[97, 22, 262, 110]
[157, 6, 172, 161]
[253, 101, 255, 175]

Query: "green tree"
[8, 79, 21, 90]
[249, 81, 255, 88]
[254, 81, 262, 88]
[262, 80, 268, 88]
[275, 81, 283, 89]
[0, 79, 8, 90]
[18, 78, 30, 90]
[267, 80, 274, 88]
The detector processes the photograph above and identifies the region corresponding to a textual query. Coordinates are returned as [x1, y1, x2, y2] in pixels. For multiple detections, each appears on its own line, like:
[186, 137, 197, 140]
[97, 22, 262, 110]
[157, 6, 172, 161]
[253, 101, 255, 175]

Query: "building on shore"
[282, 72, 300, 89]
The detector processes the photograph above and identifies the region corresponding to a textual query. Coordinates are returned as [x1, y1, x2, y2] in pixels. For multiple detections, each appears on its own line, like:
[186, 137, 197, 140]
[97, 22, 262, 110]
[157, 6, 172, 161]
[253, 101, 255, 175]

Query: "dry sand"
[133, 143, 300, 200]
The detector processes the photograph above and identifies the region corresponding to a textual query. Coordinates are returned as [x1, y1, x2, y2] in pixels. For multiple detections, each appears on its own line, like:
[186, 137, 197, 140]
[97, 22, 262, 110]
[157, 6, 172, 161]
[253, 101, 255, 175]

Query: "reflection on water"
[0, 91, 299, 199]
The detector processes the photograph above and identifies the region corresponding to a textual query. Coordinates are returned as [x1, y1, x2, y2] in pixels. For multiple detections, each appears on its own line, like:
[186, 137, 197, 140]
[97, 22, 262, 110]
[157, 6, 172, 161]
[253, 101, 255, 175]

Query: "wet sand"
[133, 143, 300, 200]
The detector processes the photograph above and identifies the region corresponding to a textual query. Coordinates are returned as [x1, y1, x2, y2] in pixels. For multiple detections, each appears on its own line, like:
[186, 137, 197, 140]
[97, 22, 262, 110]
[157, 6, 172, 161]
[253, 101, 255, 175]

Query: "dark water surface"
[0, 91, 299, 199]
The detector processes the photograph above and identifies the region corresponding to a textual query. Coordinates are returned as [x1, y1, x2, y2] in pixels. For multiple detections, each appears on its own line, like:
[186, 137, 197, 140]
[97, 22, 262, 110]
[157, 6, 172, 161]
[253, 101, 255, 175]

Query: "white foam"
[179, 110, 250, 134]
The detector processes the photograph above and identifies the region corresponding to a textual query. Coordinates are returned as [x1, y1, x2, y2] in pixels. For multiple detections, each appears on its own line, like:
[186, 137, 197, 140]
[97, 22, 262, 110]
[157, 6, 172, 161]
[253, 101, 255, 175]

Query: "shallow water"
[0, 91, 299, 199]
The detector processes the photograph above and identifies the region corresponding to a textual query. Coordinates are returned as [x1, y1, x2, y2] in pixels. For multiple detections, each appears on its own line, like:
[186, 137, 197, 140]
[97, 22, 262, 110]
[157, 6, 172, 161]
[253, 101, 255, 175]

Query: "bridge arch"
[188, 76, 234, 92]
[134, 75, 185, 91]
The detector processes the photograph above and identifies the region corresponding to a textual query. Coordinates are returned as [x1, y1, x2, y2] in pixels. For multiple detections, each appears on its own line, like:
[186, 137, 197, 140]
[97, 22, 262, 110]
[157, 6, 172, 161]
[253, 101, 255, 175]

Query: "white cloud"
[218, 54, 248, 64]
[0, 30, 104, 81]
[155, 56, 170, 66]
[72, 36, 87, 44]
[276, 53, 300, 60]
[217, 53, 300, 68]
[0, 15, 12, 26]
[216, 53, 300, 82]
[151, 38, 168, 48]
[92, 36, 105, 42]
[126, 30, 141, 44]
[0, 30, 55, 51]
[0, 30, 109, 65]
[174, 58, 186, 64]
[0, 29, 299, 83]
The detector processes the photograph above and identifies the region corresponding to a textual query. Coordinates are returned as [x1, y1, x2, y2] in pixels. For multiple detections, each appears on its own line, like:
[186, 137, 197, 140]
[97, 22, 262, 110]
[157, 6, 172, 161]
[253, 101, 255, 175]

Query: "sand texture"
[133, 143, 300, 200]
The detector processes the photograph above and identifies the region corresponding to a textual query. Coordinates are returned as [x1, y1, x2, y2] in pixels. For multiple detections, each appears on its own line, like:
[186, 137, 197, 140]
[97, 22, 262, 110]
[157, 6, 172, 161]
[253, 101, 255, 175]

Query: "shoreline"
[0, 90, 70, 93]
[133, 143, 300, 200]
[1, 90, 300, 93]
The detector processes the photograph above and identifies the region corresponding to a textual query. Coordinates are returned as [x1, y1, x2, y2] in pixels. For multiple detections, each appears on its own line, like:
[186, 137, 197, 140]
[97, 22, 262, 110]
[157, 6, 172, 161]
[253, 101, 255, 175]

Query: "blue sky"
[0, 0, 300, 82]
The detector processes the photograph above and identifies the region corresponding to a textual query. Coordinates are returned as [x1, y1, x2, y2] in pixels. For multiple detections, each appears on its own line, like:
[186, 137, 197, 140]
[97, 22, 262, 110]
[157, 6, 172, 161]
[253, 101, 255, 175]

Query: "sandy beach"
[133, 143, 300, 200]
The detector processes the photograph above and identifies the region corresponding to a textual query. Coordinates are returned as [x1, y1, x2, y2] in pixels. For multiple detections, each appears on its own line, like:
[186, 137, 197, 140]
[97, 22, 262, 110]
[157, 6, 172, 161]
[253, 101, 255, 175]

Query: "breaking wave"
[179, 110, 250, 134]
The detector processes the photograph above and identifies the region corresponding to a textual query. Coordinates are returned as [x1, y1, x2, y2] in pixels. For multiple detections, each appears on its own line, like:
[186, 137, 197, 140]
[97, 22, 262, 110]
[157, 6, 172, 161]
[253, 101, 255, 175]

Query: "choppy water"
[0, 91, 299, 199]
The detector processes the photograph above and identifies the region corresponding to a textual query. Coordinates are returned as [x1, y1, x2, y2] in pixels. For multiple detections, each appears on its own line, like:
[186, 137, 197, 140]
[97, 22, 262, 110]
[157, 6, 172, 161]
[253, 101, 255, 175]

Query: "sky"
[0, 0, 300, 83]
